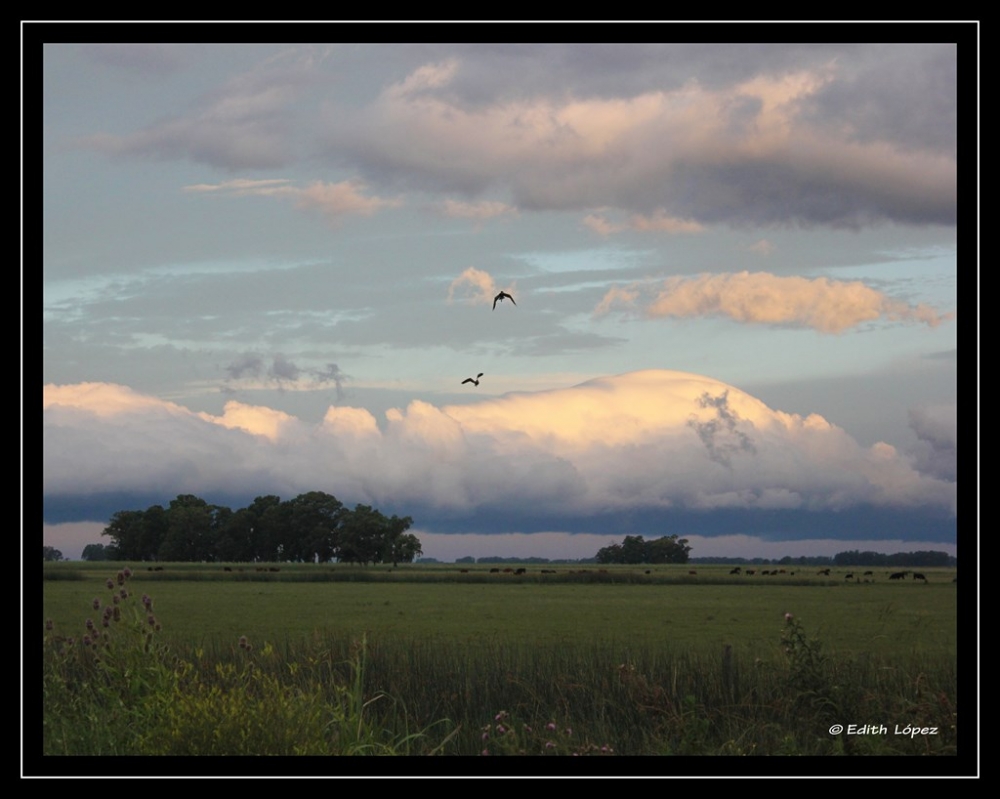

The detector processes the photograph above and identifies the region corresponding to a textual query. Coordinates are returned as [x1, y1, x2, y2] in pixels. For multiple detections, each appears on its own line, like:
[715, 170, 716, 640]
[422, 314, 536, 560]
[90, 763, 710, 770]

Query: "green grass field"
[41, 562, 959, 757]
[42, 561, 956, 655]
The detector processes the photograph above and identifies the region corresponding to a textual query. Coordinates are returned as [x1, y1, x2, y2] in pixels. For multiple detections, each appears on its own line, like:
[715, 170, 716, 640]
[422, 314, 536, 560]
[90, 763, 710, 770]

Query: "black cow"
[729, 567, 742, 575]
[489, 568, 500, 573]
[889, 571, 908, 580]
[912, 572, 928, 583]
[515, 568, 526, 575]
[817, 568, 831, 576]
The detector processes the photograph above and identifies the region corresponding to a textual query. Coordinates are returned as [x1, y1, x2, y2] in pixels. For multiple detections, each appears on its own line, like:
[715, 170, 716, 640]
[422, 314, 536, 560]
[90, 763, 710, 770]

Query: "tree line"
[595, 534, 692, 565]
[95, 492, 421, 565]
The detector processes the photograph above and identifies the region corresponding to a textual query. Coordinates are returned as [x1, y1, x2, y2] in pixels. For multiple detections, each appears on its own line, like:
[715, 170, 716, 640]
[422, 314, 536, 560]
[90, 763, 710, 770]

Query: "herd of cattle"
[450, 566, 947, 582]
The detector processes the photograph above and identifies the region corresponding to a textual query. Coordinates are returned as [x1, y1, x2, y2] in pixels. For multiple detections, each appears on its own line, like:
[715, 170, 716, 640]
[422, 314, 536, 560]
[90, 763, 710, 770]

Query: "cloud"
[223, 354, 351, 397]
[324, 56, 956, 227]
[908, 404, 958, 481]
[77, 59, 321, 170]
[183, 178, 400, 224]
[44, 372, 957, 532]
[747, 239, 774, 256]
[439, 199, 518, 221]
[583, 210, 705, 236]
[595, 271, 954, 333]
[447, 266, 511, 306]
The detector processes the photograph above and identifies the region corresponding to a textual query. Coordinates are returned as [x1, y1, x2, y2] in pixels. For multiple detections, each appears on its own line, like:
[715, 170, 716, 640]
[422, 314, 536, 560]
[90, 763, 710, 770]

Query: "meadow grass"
[41, 563, 959, 757]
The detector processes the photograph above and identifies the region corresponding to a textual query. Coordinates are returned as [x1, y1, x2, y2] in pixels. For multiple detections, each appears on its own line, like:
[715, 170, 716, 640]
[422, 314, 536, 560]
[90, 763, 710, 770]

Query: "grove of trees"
[595, 534, 692, 564]
[98, 492, 421, 565]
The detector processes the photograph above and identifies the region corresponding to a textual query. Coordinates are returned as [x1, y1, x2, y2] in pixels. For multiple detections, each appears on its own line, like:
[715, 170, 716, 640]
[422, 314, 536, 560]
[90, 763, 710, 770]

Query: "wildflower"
[122, 567, 132, 578]
[494, 711, 507, 721]
[112, 606, 121, 622]
[482, 732, 489, 741]
[496, 725, 506, 735]
[117, 571, 125, 585]
[523, 724, 532, 733]
[120, 588, 128, 599]
[546, 722, 557, 731]
[564, 728, 573, 736]
[85, 618, 94, 630]
[147, 614, 156, 626]
[112, 594, 120, 605]
[106, 579, 114, 590]
[92, 598, 101, 610]
[238, 635, 248, 649]
[45, 619, 53, 631]
[784, 612, 794, 623]
[82, 635, 92, 646]
[545, 741, 555, 749]
[481, 749, 489, 756]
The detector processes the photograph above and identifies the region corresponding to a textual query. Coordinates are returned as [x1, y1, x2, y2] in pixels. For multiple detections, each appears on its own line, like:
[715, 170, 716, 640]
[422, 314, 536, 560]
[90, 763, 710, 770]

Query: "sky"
[37, 30, 969, 563]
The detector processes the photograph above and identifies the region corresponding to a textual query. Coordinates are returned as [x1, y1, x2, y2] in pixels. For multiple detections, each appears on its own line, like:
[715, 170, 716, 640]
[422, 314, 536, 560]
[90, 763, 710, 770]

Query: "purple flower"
[45, 619, 53, 631]
[545, 741, 555, 749]
[784, 612, 794, 623]
[481, 732, 489, 741]
[122, 567, 132, 578]
[546, 722, 557, 731]
[496, 725, 506, 735]
[106, 579, 114, 590]
[238, 636, 248, 649]
[85, 618, 94, 630]
[92, 598, 101, 610]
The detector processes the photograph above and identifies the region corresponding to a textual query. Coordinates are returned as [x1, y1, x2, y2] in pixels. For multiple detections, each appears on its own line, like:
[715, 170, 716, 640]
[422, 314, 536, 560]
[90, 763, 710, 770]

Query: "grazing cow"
[863, 571, 873, 577]
[515, 568, 526, 575]
[223, 567, 232, 572]
[729, 567, 741, 575]
[459, 569, 469, 574]
[268, 567, 280, 572]
[502, 568, 514, 574]
[778, 569, 786, 574]
[845, 573, 854, 581]
[644, 569, 651, 574]
[889, 571, 908, 580]
[912, 572, 928, 583]
[688, 570, 697, 575]
[761, 570, 771, 576]
[745, 570, 755, 576]
[489, 568, 500, 573]
[817, 568, 830, 576]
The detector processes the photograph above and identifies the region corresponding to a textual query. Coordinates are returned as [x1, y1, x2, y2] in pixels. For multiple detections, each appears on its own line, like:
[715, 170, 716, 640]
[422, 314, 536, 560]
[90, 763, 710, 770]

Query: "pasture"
[42, 562, 957, 658]
[41, 562, 959, 758]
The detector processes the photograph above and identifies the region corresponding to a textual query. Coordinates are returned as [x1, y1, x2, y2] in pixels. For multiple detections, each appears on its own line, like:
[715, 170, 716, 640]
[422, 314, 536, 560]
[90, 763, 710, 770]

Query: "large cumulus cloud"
[322, 53, 955, 228]
[44, 371, 956, 532]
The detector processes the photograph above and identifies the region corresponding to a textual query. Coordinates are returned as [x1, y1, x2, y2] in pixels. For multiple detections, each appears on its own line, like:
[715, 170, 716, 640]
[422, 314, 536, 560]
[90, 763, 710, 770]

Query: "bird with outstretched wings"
[462, 373, 484, 386]
[493, 291, 516, 310]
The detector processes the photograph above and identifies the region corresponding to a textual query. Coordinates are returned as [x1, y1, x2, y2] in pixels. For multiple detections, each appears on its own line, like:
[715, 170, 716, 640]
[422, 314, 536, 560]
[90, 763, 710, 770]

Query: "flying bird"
[462, 373, 484, 386]
[493, 291, 516, 310]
